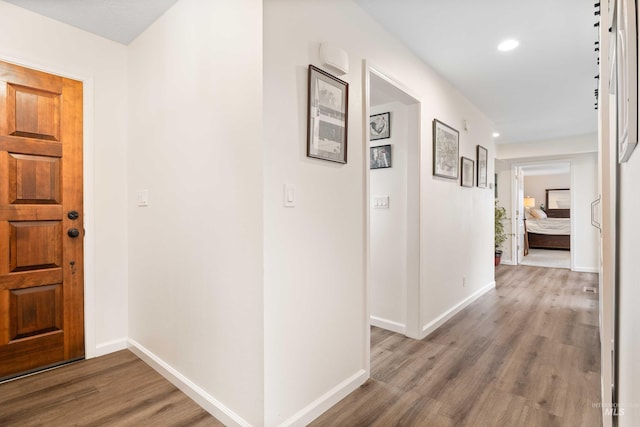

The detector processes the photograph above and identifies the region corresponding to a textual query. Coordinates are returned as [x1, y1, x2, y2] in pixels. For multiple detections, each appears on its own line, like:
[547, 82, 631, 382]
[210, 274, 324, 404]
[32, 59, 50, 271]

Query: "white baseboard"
[278, 369, 367, 427]
[421, 281, 496, 338]
[499, 259, 515, 266]
[369, 316, 405, 334]
[127, 339, 251, 427]
[573, 266, 599, 273]
[91, 338, 128, 358]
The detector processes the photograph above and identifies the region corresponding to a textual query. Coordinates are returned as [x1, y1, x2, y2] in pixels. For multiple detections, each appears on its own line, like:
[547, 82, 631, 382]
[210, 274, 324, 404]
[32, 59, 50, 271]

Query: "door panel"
[0, 60, 83, 380]
[8, 153, 61, 204]
[9, 221, 62, 271]
[10, 284, 63, 339]
[9, 84, 61, 140]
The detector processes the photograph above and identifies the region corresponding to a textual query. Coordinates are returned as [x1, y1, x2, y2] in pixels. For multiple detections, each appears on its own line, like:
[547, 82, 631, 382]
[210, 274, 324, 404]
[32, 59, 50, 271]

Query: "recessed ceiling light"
[492, 132, 500, 138]
[497, 39, 519, 52]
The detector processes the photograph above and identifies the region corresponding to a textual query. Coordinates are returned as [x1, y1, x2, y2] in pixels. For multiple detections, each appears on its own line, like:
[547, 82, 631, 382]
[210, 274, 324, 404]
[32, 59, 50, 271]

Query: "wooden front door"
[0, 61, 84, 380]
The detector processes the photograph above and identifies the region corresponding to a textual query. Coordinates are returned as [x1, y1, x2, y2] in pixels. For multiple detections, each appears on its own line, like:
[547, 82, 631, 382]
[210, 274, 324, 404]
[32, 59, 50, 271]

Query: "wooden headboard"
[546, 188, 570, 218]
[546, 209, 570, 218]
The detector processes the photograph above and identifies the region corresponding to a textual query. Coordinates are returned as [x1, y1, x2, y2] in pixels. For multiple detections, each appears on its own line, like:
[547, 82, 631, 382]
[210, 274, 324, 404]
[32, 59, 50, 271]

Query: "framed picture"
[370, 144, 392, 169]
[461, 157, 474, 187]
[432, 119, 459, 179]
[476, 145, 488, 188]
[370, 112, 390, 140]
[546, 188, 571, 209]
[307, 65, 349, 164]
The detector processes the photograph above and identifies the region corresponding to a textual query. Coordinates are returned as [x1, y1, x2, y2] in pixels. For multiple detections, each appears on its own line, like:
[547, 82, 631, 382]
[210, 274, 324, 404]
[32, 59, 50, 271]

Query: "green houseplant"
[495, 201, 508, 266]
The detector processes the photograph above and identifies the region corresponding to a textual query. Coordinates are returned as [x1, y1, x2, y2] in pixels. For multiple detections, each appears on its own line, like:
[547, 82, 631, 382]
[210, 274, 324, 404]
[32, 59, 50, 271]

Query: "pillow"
[529, 208, 547, 219]
[525, 209, 532, 220]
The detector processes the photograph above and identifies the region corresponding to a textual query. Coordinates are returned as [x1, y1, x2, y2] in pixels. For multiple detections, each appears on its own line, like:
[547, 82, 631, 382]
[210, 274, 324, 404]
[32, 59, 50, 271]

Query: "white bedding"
[526, 218, 571, 235]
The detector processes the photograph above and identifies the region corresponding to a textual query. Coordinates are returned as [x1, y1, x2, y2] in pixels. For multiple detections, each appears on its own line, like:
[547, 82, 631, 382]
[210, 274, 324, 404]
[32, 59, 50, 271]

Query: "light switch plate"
[137, 189, 149, 207]
[284, 184, 296, 207]
[373, 195, 389, 209]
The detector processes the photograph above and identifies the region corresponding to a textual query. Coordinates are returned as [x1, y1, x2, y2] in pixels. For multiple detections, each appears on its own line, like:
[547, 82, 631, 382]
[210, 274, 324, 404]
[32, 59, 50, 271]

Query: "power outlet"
[462, 275, 467, 288]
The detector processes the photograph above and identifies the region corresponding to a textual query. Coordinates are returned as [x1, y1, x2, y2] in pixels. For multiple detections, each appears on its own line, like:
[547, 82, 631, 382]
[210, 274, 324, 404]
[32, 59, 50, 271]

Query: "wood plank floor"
[0, 265, 602, 426]
[311, 265, 603, 427]
[0, 349, 223, 426]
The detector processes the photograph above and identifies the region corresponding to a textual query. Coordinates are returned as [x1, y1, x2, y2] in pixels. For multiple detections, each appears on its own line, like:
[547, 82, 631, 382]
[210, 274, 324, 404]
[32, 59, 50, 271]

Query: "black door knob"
[68, 210, 79, 220]
[67, 228, 80, 238]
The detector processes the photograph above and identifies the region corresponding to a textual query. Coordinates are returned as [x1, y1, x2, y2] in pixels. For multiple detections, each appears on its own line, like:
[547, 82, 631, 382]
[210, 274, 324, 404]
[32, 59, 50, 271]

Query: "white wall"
[369, 102, 408, 331]
[264, 1, 495, 424]
[523, 173, 570, 210]
[0, 1, 129, 355]
[126, 0, 264, 425]
[263, 3, 365, 424]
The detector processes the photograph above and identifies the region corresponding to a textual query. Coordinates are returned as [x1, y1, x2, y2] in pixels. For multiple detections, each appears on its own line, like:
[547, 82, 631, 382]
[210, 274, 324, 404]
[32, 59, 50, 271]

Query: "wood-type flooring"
[0, 265, 602, 426]
[311, 265, 602, 427]
[0, 350, 223, 426]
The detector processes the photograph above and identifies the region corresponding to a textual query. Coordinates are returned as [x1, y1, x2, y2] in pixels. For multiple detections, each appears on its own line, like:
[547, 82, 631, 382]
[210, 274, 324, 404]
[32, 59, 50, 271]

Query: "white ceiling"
[5, 1, 598, 145]
[4, 0, 178, 45]
[357, 0, 598, 144]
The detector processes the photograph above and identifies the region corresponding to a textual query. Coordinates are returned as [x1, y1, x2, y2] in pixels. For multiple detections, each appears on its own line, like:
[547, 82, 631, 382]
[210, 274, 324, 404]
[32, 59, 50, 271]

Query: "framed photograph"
[476, 145, 488, 188]
[370, 112, 390, 140]
[433, 119, 459, 179]
[546, 188, 571, 209]
[461, 157, 474, 187]
[307, 65, 348, 164]
[370, 144, 392, 169]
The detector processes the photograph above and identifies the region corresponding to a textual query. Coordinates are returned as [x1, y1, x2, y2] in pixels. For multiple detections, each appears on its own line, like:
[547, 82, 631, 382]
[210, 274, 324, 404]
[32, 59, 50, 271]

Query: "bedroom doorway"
[516, 162, 572, 269]
[365, 66, 421, 342]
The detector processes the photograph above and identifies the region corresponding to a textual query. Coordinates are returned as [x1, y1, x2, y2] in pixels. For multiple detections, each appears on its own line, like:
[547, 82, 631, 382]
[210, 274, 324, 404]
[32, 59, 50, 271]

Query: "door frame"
[363, 60, 422, 376]
[0, 52, 98, 359]
[509, 160, 574, 270]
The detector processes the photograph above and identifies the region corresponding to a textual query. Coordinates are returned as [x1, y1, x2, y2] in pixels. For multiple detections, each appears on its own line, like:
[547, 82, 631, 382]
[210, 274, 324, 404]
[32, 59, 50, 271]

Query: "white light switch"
[137, 189, 149, 207]
[284, 184, 296, 207]
[373, 195, 389, 209]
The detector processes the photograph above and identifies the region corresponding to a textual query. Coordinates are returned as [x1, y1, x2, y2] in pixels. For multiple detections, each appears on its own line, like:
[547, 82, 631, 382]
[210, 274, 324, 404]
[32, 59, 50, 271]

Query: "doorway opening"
[514, 162, 572, 270]
[365, 65, 421, 353]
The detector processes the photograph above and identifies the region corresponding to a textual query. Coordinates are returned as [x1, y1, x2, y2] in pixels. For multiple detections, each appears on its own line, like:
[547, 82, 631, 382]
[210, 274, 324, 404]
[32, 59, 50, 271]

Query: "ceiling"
[4, 0, 178, 45]
[357, 0, 598, 144]
[5, 0, 598, 145]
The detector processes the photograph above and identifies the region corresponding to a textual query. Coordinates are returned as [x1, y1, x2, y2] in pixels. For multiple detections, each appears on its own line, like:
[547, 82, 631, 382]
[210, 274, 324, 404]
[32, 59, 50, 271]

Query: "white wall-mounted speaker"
[320, 43, 349, 75]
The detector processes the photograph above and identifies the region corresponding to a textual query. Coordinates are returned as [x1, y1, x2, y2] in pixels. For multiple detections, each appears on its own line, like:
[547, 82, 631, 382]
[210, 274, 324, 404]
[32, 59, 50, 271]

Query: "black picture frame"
[461, 157, 474, 187]
[476, 145, 488, 188]
[370, 144, 392, 169]
[307, 65, 349, 164]
[433, 119, 459, 179]
[370, 112, 390, 140]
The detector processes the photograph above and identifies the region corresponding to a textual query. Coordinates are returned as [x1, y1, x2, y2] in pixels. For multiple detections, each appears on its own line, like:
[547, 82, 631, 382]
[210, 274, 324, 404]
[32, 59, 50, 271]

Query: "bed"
[524, 188, 571, 251]
[525, 217, 571, 250]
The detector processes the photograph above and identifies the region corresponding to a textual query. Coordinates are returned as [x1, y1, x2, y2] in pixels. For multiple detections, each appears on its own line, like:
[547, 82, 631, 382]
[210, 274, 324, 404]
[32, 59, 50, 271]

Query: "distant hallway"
[312, 265, 602, 426]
